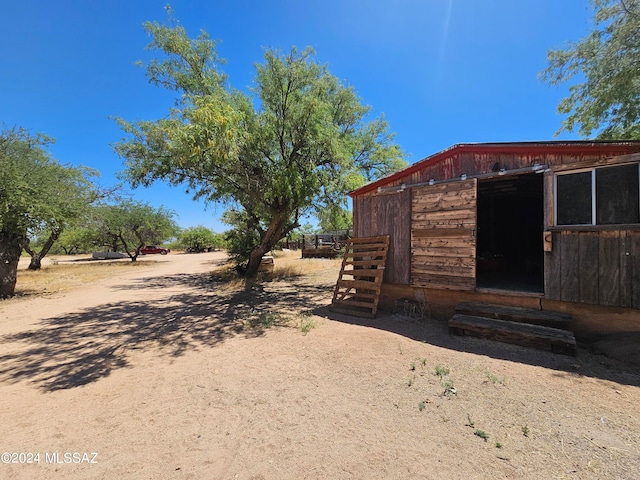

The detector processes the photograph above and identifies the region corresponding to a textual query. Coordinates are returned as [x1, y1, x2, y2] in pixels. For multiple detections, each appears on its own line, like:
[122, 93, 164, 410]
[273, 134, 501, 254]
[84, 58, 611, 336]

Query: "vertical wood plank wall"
[353, 189, 411, 284]
[544, 230, 640, 308]
[410, 179, 477, 290]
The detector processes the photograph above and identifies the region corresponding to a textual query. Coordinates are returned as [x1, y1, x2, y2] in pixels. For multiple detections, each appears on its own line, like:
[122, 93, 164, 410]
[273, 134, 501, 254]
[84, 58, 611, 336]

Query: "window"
[596, 163, 640, 224]
[555, 163, 640, 226]
[556, 171, 592, 225]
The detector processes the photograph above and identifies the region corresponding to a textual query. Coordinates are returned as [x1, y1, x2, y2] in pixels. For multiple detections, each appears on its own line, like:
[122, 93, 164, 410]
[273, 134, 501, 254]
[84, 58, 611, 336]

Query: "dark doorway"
[476, 173, 544, 293]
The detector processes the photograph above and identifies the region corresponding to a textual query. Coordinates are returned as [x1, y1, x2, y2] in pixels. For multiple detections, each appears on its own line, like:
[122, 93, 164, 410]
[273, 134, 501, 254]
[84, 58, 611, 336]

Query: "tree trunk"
[24, 230, 60, 270]
[245, 214, 289, 277]
[118, 234, 139, 262]
[0, 228, 24, 298]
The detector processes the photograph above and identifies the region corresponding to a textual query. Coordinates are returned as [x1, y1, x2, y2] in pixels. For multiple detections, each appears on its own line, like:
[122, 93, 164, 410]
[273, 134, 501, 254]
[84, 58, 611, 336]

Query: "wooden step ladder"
[330, 235, 389, 319]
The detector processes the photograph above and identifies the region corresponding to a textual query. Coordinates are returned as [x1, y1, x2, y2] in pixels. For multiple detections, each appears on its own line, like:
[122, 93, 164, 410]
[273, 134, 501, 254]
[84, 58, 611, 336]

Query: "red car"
[140, 245, 170, 255]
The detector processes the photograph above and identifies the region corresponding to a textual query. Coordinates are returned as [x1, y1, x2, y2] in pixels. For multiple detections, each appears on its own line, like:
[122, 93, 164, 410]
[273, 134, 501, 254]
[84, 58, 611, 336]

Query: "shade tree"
[178, 225, 222, 252]
[0, 127, 97, 296]
[114, 20, 406, 276]
[92, 200, 179, 262]
[542, 0, 640, 138]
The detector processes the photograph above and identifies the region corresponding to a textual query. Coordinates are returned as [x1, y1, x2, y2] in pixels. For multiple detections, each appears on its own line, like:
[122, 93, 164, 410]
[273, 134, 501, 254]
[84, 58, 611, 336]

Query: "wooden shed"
[349, 141, 640, 339]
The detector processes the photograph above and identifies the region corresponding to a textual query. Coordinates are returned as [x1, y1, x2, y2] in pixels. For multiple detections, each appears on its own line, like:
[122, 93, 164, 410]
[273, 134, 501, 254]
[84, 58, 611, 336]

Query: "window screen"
[556, 171, 592, 225]
[596, 163, 640, 224]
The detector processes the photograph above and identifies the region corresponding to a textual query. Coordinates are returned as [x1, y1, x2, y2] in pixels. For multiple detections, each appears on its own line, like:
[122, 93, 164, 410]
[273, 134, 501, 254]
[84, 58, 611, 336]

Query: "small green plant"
[435, 365, 450, 378]
[522, 424, 530, 437]
[485, 370, 506, 385]
[418, 402, 426, 411]
[474, 429, 489, 442]
[495, 441, 503, 449]
[410, 361, 416, 371]
[238, 308, 287, 329]
[421, 358, 427, 367]
[260, 312, 277, 328]
[465, 414, 475, 428]
[442, 379, 456, 399]
[300, 317, 315, 334]
[408, 376, 415, 387]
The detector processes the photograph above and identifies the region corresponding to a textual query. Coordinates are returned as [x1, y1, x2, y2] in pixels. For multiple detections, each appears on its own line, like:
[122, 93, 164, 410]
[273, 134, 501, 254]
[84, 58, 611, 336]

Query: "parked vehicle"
[140, 245, 170, 255]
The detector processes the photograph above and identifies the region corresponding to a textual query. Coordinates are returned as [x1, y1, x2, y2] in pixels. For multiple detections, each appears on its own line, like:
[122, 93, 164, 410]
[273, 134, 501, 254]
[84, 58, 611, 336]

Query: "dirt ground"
[1, 252, 639, 479]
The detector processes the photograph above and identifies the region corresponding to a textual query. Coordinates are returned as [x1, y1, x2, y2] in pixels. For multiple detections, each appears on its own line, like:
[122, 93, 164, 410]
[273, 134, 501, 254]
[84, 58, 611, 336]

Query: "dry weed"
[14, 259, 155, 297]
[211, 250, 342, 293]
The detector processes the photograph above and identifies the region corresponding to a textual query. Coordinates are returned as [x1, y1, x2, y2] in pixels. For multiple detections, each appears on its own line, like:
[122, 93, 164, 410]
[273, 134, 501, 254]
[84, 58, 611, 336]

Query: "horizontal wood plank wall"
[411, 179, 477, 290]
[544, 230, 640, 308]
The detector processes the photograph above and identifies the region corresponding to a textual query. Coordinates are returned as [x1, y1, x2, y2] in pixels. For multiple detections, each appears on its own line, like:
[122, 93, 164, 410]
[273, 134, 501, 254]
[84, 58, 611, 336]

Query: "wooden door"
[411, 179, 477, 290]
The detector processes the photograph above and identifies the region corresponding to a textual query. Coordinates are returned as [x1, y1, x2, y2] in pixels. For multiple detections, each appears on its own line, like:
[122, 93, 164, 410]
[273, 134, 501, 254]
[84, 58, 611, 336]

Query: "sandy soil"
[1, 252, 639, 479]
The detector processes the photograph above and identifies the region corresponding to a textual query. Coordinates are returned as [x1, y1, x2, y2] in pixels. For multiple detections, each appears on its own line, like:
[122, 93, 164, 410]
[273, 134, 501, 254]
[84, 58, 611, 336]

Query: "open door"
[476, 173, 544, 293]
[411, 179, 477, 290]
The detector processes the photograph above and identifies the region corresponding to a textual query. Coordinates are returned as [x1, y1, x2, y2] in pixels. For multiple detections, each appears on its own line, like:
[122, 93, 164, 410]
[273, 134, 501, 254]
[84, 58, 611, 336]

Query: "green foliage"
[287, 223, 318, 241]
[114, 20, 406, 275]
[238, 308, 287, 330]
[434, 365, 450, 378]
[541, 0, 640, 138]
[0, 128, 96, 236]
[316, 206, 352, 232]
[210, 232, 227, 250]
[178, 225, 217, 251]
[92, 200, 178, 261]
[51, 226, 103, 254]
[299, 311, 316, 334]
[484, 370, 506, 385]
[222, 208, 262, 264]
[0, 127, 98, 294]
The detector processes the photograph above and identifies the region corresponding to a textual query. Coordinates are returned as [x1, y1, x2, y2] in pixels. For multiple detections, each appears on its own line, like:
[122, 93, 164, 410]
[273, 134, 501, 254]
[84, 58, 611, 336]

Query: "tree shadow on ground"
[7, 262, 637, 392]
[0, 271, 326, 392]
[316, 306, 640, 388]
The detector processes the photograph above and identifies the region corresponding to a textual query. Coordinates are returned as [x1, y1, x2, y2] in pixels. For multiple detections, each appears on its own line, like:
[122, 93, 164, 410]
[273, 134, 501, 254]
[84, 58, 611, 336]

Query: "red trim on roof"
[349, 141, 640, 197]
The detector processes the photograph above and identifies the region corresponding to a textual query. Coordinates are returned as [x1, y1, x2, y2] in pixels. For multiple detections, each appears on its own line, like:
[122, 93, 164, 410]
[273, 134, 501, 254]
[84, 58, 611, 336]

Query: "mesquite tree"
[114, 21, 405, 276]
[541, 0, 640, 138]
[0, 128, 96, 296]
[92, 200, 178, 262]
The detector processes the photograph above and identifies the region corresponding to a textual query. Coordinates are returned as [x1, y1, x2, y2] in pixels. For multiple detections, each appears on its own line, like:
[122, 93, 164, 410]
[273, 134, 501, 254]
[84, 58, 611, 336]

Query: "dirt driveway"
[1, 252, 639, 479]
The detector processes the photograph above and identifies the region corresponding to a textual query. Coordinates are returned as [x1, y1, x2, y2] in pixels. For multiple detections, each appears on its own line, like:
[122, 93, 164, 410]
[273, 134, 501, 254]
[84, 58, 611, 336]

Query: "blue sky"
[1, 0, 594, 231]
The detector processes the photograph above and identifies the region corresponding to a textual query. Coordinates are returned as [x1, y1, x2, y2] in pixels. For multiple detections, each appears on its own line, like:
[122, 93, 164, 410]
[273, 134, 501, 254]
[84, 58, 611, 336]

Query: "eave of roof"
[349, 140, 640, 197]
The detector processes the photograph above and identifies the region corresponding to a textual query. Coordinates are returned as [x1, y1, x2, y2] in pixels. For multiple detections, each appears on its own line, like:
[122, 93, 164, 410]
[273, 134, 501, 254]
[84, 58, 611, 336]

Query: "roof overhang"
[348, 141, 640, 197]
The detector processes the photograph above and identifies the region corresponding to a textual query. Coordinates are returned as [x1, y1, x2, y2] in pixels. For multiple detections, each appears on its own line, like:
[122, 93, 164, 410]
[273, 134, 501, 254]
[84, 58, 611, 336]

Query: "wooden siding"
[358, 149, 640, 197]
[352, 189, 411, 284]
[352, 146, 640, 313]
[544, 230, 640, 308]
[411, 179, 477, 290]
